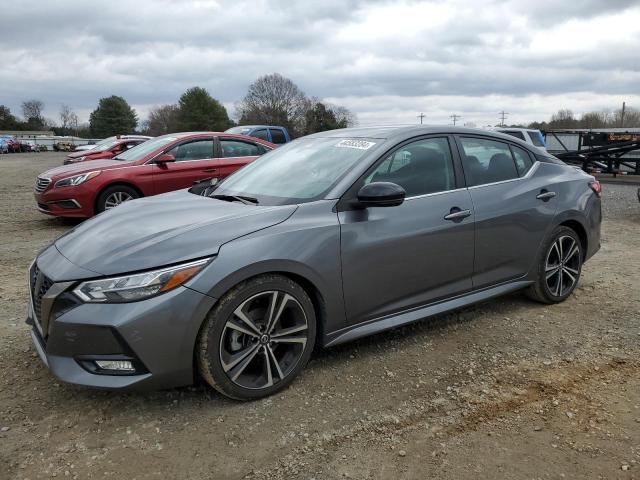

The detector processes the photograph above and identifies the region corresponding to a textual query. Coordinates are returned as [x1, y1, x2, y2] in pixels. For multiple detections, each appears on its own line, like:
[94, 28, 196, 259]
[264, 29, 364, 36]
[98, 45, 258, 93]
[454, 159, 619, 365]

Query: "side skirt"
[324, 280, 533, 347]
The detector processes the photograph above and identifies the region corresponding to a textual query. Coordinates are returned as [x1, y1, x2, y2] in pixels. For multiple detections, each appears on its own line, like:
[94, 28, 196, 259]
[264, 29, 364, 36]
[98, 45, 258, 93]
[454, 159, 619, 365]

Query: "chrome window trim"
[467, 161, 540, 190]
[404, 187, 467, 201]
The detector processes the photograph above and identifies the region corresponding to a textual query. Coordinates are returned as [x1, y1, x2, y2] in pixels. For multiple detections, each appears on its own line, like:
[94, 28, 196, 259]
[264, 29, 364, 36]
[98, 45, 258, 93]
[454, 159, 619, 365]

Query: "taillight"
[589, 180, 602, 198]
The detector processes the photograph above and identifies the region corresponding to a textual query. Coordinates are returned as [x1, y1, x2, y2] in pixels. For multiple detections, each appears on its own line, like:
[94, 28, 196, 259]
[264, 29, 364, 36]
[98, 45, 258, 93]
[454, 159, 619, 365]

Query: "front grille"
[30, 264, 53, 330]
[35, 177, 51, 193]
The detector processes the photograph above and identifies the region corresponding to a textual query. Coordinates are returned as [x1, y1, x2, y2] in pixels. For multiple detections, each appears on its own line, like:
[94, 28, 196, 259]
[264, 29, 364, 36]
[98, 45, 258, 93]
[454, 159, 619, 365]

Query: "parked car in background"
[494, 127, 547, 152]
[1, 136, 22, 153]
[53, 141, 74, 152]
[34, 132, 275, 218]
[20, 141, 40, 152]
[64, 137, 152, 164]
[0, 138, 8, 154]
[74, 135, 152, 152]
[225, 125, 290, 145]
[26, 126, 601, 399]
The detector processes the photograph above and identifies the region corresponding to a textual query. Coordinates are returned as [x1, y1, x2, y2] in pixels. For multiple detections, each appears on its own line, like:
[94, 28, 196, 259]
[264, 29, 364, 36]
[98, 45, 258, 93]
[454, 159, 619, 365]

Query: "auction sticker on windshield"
[335, 139, 376, 150]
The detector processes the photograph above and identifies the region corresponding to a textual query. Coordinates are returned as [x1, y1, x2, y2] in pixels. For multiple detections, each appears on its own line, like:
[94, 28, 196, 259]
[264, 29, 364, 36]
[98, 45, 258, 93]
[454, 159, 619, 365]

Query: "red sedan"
[35, 132, 275, 218]
[64, 136, 151, 164]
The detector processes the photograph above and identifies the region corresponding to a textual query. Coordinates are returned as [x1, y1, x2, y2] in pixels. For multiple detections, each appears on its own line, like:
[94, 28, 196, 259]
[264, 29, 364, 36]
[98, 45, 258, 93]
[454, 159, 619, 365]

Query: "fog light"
[95, 360, 135, 372]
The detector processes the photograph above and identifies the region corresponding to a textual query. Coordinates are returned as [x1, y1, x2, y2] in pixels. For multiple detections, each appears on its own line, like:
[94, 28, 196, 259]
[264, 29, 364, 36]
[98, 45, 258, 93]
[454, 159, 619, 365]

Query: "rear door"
[339, 135, 475, 324]
[455, 135, 558, 288]
[215, 137, 269, 179]
[152, 137, 217, 193]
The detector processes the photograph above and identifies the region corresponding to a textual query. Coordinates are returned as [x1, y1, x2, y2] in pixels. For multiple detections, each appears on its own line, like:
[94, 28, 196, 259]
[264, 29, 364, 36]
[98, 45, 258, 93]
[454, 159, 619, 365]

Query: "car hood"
[41, 159, 129, 179]
[54, 190, 297, 276]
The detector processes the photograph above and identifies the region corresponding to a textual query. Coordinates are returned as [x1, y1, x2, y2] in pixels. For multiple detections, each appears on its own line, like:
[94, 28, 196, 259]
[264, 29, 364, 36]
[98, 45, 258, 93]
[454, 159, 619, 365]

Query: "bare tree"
[147, 104, 180, 135]
[329, 104, 357, 127]
[22, 99, 44, 122]
[59, 104, 75, 132]
[236, 73, 309, 136]
[612, 106, 640, 128]
[549, 109, 577, 129]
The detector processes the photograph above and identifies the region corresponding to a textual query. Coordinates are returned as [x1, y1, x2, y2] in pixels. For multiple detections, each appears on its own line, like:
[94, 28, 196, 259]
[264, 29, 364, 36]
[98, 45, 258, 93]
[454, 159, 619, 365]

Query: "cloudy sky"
[1, 0, 639, 128]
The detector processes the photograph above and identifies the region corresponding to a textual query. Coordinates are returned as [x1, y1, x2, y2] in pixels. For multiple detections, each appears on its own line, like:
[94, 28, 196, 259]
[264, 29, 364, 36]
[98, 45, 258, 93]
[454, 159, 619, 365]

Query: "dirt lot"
[1, 152, 639, 480]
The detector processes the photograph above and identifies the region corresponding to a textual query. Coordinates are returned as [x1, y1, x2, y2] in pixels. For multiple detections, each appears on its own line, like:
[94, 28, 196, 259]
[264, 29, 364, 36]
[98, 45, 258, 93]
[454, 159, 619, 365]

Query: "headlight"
[55, 171, 101, 188]
[73, 258, 210, 303]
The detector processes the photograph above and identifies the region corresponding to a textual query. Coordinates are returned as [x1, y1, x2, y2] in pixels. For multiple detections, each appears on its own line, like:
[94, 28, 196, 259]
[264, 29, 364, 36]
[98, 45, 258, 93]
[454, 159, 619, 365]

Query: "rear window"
[528, 131, 546, 147]
[501, 131, 525, 141]
[511, 145, 534, 176]
[269, 129, 287, 144]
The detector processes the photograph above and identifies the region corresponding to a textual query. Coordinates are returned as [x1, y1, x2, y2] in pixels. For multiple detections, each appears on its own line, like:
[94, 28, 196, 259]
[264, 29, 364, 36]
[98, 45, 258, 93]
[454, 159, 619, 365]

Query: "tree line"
[0, 73, 357, 139]
[524, 106, 640, 130]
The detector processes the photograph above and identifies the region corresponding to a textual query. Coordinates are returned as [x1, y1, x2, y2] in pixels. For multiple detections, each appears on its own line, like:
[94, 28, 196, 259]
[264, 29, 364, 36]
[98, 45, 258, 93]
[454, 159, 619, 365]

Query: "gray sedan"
[27, 126, 602, 400]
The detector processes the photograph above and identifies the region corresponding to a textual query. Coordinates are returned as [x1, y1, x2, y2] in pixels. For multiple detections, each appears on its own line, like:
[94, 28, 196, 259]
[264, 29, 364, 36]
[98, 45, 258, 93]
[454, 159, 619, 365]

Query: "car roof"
[304, 125, 532, 141]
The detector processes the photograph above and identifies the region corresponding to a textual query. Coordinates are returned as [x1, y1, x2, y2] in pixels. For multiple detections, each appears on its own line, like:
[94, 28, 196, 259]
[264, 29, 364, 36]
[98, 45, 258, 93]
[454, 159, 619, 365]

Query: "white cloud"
[0, 0, 638, 127]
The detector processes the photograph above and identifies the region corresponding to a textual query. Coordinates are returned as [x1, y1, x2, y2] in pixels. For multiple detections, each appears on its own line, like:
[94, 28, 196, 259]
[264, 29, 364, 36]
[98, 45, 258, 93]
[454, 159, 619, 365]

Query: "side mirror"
[357, 182, 405, 208]
[156, 153, 176, 164]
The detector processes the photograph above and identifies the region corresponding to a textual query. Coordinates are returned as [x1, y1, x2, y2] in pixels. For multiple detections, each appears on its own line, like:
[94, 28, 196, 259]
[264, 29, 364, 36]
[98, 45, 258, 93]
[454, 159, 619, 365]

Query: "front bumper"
[34, 187, 94, 218]
[27, 265, 217, 390]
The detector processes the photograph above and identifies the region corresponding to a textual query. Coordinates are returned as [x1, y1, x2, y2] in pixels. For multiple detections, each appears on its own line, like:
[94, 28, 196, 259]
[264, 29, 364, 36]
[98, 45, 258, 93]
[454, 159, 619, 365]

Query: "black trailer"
[544, 129, 640, 175]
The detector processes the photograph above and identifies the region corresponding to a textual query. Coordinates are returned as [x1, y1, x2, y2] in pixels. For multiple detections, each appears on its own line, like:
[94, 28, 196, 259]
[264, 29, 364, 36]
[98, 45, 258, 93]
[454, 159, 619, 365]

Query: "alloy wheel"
[104, 191, 133, 210]
[219, 290, 308, 390]
[545, 235, 580, 297]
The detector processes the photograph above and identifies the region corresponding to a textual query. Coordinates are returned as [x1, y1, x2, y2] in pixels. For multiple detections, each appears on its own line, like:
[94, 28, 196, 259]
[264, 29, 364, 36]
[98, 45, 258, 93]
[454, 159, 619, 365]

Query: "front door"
[152, 137, 217, 193]
[455, 135, 558, 288]
[339, 136, 475, 325]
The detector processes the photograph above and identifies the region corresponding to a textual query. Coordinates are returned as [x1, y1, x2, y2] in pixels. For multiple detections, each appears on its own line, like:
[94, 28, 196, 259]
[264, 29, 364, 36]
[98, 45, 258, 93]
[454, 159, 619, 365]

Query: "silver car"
[27, 126, 601, 400]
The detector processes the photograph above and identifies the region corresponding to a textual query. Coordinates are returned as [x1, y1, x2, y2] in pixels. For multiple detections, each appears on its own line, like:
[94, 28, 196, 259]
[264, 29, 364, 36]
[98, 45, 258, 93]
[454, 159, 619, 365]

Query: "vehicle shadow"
[37, 291, 541, 411]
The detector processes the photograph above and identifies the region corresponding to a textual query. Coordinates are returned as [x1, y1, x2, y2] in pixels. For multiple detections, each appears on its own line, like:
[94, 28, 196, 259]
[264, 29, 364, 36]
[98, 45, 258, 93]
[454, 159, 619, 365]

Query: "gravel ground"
[1, 153, 639, 480]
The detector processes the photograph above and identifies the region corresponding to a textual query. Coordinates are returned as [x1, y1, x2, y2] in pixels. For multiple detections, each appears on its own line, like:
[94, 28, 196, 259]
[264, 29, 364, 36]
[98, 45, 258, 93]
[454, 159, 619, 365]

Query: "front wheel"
[96, 185, 140, 213]
[527, 226, 583, 304]
[197, 274, 316, 400]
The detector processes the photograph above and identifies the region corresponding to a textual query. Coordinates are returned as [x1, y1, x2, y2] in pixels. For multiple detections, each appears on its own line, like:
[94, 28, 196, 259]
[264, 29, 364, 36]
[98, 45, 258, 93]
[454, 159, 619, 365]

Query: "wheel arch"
[94, 181, 144, 214]
[557, 218, 588, 260]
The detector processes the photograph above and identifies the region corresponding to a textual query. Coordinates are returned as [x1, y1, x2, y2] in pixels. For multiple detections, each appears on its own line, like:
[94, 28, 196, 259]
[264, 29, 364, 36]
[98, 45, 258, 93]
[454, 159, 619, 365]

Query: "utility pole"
[499, 110, 509, 127]
[417, 112, 425, 124]
[450, 114, 461, 126]
[621, 101, 626, 127]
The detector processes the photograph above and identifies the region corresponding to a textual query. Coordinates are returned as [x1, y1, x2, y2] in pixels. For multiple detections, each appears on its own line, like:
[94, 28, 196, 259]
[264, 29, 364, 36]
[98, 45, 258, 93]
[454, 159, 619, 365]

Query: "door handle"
[202, 168, 218, 173]
[444, 208, 472, 221]
[536, 190, 556, 201]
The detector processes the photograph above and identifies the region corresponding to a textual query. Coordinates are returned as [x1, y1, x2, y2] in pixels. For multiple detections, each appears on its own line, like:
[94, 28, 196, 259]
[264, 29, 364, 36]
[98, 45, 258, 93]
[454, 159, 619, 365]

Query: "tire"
[96, 185, 140, 213]
[526, 226, 583, 304]
[197, 274, 317, 400]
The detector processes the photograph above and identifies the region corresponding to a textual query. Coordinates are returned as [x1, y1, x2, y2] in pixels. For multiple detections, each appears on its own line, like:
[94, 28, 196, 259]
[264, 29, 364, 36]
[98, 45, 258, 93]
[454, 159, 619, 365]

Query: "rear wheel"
[96, 185, 140, 213]
[197, 274, 316, 400]
[527, 226, 582, 304]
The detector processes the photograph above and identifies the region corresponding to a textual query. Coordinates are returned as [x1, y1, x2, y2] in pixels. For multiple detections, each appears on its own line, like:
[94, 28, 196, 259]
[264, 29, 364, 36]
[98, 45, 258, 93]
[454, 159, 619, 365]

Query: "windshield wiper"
[209, 194, 259, 205]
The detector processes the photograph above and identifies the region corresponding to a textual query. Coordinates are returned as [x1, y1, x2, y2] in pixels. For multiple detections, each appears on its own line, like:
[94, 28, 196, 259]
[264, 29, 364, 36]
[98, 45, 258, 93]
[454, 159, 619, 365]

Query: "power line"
[499, 110, 509, 127]
[417, 112, 425, 124]
[450, 114, 462, 126]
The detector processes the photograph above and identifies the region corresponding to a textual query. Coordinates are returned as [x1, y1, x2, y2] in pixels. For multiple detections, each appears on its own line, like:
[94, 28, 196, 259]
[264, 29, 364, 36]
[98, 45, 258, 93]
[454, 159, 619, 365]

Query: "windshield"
[212, 137, 376, 205]
[93, 139, 121, 152]
[113, 136, 177, 162]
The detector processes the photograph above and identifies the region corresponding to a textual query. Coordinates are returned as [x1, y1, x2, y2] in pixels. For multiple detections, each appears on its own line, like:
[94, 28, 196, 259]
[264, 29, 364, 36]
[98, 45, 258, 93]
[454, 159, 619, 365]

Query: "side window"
[364, 137, 455, 197]
[459, 137, 518, 186]
[167, 139, 214, 162]
[528, 131, 545, 147]
[220, 139, 261, 158]
[269, 129, 287, 144]
[502, 131, 525, 141]
[511, 145, 534, 176]
[252, 129, 269, 141]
